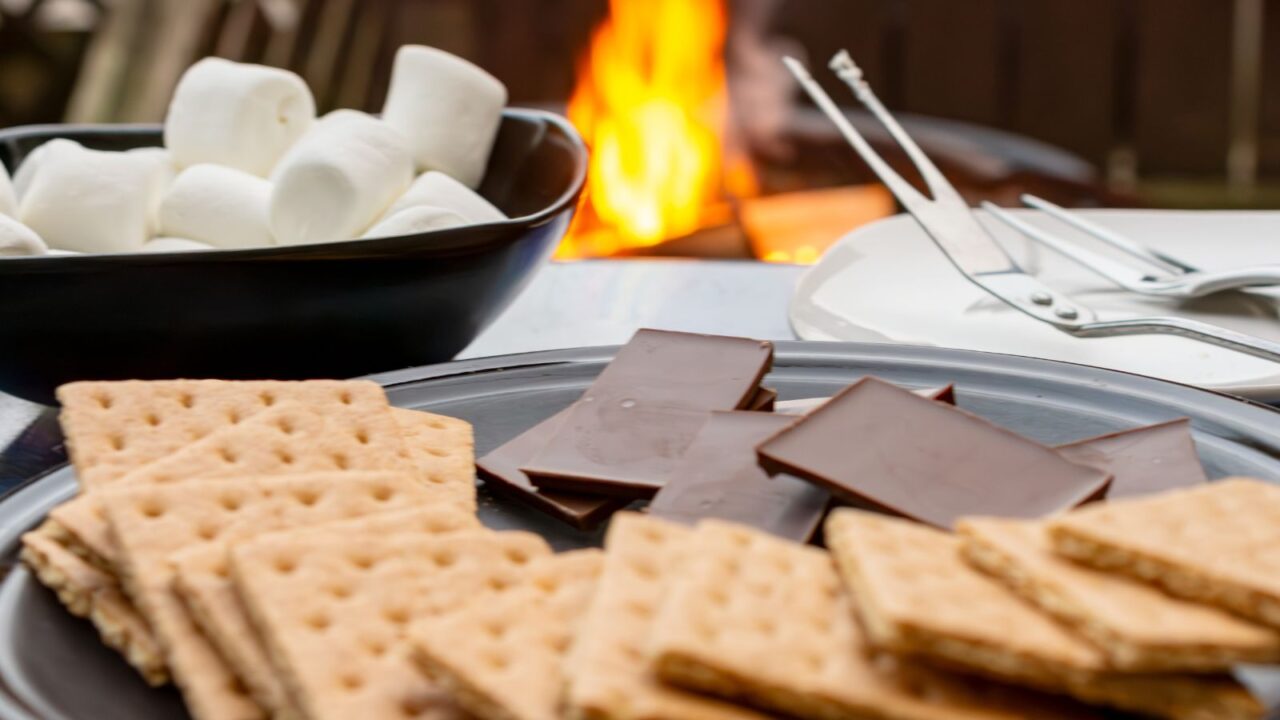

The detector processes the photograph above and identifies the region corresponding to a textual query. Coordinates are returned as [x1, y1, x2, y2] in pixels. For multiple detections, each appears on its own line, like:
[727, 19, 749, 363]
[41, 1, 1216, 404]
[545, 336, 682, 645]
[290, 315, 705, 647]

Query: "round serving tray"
[2, 341, 1280, 719]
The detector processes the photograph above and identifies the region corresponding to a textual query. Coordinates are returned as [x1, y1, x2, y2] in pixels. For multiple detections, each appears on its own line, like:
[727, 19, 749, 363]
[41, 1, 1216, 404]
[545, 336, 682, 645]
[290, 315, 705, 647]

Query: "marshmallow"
[0, 162, 15, 217]
[381, 45, 507, 188]
[159, 164, 273, 249]
[165, 57, 315, 177]
[128, 146, 178, 232]
[382, 171, 505, 224]
[141, 237, 215, 253]
[361, 206, 467, 239]
[269, 110, 413, 246]
[12, 138, 79, 201]
[0, 214, 47, 256]
[20, 144, 161, 254]
[128, 146, 175, 170]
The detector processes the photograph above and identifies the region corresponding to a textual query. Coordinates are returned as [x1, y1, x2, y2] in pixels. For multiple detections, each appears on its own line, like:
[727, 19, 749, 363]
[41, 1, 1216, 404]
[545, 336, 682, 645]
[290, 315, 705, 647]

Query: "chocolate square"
[522, 329, 774, 498]
[756, 377, 1111, 528]
[1056, 418, 1206, 499]
[476, 409, 628, 529]
[648, 411, 828, 542]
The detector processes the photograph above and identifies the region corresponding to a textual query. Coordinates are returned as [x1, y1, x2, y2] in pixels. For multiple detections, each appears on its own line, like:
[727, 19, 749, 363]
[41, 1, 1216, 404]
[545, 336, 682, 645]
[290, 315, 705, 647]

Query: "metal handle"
[1019, 194, 1195, 275]
[1182, 265, 1280, 297]
[980, 202, 1154, 291]
[1073, 317, 1280, 364]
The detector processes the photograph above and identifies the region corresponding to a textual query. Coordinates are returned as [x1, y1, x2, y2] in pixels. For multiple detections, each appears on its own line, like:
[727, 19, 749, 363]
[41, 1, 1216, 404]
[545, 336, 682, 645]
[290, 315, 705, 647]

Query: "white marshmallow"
[0, 214, 47, 256]
[361, 206, 467, 239]
[12, 138, 79, 201]
[0, 162, 15, 217]
[20, 144, 159, 253]
[141, 237, 215, 253]
[165, 57, 315, 177]
[381, 45, 507, 188]
[128, 146, 175, 173]
[127, 146, 178, 233]
[160, 164, 273, 249]
[382, 171, 505, 224]
[269, 110, 413, 246]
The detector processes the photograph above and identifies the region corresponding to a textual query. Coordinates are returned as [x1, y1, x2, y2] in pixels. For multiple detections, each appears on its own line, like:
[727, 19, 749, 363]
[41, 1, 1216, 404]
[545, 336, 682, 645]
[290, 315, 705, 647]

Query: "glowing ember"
[560, 0, 749, 258]
[743, 185, 895, 264]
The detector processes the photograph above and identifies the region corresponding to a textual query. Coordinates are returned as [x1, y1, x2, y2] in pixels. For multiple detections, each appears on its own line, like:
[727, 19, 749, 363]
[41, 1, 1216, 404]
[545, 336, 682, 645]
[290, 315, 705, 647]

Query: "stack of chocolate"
[477, 328, 778, 529]
[478, 329, 1209, 538]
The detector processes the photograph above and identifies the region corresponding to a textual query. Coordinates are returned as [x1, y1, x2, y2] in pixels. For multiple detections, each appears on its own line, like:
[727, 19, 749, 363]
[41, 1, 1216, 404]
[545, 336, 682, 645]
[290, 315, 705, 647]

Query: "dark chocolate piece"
[522, 329, 774, 498]
[930, 383, 956, 405]
[525, 406, 715, 498]
[747, 386, 777, 412]
[476, 408, 628, 529]
[755, 377, 1111, 529]
[1056, 418, 1206, 499]
[647, 411, 829, 542]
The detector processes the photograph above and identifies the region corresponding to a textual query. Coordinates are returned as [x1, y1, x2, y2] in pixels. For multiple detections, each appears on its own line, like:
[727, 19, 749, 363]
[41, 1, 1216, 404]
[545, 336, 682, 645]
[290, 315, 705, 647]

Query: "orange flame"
[560, 0, 747, 258]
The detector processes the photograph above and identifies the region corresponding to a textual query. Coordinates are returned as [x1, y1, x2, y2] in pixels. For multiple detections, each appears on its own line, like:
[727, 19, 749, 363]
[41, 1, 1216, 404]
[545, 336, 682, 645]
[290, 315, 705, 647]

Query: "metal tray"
[1, 341, 1279, 719]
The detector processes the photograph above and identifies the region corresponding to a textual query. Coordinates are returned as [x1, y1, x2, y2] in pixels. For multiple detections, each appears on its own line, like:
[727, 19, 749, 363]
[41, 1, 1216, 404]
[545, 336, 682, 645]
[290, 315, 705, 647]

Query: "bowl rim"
[0, 107, 588, 267]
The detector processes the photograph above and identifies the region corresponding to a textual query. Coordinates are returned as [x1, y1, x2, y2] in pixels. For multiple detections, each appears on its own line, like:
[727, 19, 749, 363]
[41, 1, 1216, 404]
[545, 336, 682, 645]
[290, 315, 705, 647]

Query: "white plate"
[790, 209, 1280, 401]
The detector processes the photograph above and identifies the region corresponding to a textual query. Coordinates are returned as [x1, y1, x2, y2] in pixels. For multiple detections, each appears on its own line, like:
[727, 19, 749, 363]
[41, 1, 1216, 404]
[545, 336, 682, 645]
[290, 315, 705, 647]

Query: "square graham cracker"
[57, 380, 391, 490]
[1048, 478, 1280, 631]
[51, 399, 414, 575]
[20, 529, 167, 686]
[562, 513, 767, 720]
[231, 528, 551, 720]
[391, 407, 477, 513]
[650, 519, 1097, 720]
[959, 516, 1280, 672]
[826, 509, 1263, 720]
[409, 550, 603, 720]
[174, 503, 481, 717]
[102, 471, 441, 720]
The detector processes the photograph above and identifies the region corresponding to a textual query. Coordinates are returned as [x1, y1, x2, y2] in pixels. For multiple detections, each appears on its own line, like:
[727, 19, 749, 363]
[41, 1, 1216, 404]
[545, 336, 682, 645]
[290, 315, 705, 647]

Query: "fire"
[560, 0, 749, 258]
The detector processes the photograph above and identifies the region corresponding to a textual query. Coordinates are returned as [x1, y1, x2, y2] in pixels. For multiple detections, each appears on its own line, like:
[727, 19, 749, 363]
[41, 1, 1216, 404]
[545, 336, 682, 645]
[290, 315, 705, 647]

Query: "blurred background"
[0, 0, 1273, 263]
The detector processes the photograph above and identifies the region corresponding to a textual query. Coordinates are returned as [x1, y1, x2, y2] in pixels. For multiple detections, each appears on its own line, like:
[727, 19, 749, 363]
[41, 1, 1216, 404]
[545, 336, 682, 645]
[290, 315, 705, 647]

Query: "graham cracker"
[1048, 478, 1280, 631]
[959, 516, 1280, 672]
[19, 529, 167, 686]
[174, 503, 482, 717]
[391, 407, 477, 513]
[51, 399, 413, 575]
[651, 520, 1096, 720]
[826, 509, 1263, 720]
[102, 471, 436, 720]
[409, 550, 603, 720]
[231, 527, 552, 720]
[57, 380, 390, 490]
[562, 512, 766, 720]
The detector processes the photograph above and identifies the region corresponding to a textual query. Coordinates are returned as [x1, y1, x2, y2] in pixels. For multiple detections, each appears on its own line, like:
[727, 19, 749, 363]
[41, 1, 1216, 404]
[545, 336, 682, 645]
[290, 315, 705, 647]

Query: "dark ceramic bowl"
[0, 109, 587, 403]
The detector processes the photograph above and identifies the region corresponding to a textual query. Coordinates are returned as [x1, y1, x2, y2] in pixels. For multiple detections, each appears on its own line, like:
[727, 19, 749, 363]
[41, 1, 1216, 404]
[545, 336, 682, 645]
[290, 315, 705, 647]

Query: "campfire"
[560, 0, 750, 259]
[559, 0, 893, 264]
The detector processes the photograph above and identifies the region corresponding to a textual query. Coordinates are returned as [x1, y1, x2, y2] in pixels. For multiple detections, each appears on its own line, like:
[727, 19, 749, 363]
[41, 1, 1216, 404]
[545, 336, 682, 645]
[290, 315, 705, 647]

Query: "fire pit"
[551, 0, 1111, 264]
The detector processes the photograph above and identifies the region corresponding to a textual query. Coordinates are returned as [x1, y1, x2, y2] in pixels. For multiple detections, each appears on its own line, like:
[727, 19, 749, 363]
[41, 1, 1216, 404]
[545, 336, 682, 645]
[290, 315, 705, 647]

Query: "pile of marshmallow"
[0, 44, 509, 258]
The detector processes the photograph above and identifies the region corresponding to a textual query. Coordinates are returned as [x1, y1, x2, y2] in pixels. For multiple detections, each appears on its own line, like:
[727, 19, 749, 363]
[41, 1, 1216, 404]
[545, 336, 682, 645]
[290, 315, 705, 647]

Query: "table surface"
[0, 259, 806, 491]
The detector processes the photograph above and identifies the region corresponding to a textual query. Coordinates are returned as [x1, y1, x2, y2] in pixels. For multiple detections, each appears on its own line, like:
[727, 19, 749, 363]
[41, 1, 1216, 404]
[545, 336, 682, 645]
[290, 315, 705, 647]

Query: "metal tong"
[783, 51, 1280, 364]
[982, 194, 1280, 299]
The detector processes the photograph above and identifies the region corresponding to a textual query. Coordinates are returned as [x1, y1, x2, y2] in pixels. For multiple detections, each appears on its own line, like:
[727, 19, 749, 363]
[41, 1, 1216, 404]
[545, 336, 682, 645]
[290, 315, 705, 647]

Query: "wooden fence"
[1, 0, 1275, 189]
